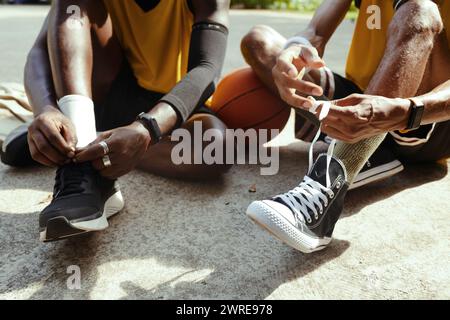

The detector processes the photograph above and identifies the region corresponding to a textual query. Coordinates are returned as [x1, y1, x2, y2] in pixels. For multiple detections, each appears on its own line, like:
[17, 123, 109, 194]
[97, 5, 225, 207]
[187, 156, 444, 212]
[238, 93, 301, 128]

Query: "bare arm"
[417, 79, 450, 125]
[323, 0, 445, 142]
[298, 0, 353, 56]
[24, 8, 79, 167]
[24, 12, 58, 116]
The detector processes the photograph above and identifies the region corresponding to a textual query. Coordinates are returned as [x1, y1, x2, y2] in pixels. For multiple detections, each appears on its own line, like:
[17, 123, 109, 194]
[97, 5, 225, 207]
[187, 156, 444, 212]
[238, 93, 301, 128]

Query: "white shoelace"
[274, 99, 337, 224]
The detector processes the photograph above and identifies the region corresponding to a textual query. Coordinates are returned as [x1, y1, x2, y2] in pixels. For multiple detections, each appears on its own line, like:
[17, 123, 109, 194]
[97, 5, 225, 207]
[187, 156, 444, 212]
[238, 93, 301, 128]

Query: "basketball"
[210, 67, 290, 130]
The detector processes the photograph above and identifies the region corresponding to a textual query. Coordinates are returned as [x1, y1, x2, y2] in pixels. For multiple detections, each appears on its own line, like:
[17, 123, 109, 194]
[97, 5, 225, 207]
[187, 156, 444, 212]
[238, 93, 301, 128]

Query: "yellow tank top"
[346, 0, 450, 91]
[104, 0, 194, 93]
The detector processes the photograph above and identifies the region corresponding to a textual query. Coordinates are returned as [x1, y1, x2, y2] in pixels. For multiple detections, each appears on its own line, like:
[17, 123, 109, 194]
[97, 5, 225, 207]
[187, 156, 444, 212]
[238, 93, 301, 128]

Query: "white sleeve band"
[58, 95, 97, 148]
[283, 36, 313, 50]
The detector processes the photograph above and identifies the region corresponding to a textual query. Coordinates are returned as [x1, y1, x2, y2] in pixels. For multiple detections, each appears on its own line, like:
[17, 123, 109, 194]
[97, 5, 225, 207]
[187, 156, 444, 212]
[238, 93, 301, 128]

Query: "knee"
[241, 25, 273, 64]
[394, 1, 443, 41]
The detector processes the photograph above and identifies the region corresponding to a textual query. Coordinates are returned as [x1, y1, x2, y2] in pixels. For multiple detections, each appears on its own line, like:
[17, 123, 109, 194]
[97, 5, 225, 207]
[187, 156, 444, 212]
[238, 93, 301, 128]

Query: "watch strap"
[406, 98, 425, 131]
[136, 112, 162, 145]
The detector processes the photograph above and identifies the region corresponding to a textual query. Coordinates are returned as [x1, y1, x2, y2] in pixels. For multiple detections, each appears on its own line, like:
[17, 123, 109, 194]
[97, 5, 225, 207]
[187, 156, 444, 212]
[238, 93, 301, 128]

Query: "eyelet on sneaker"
[336, 182, 341, 189]
[330, 193, 334, 199]
[307, 218, 312, 223]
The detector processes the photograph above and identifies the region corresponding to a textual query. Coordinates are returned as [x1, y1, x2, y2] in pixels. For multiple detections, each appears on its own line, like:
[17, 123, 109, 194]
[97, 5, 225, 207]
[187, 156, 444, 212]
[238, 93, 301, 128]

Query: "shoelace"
[274, 99, 337, 224]
[54, 163, 90, 198]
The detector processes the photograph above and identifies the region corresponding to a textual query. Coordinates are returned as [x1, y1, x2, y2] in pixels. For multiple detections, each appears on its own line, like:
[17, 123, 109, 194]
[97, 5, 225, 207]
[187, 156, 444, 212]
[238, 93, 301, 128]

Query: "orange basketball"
[210, 67, 290, 130]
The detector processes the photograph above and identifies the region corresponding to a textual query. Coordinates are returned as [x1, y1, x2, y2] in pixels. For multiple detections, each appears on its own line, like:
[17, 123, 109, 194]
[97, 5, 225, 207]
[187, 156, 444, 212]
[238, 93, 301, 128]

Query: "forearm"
[298, 0, 352, 56]
[25, 46, 59, 117]
[415, 80, 450, 125]
[24, 13, 58, 117]
[159, 22, 228, 126]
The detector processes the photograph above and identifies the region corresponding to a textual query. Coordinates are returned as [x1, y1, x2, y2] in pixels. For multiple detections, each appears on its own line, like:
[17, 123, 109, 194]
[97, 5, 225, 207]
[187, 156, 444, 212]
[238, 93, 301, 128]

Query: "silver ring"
[102, 155, 112, 168]
[99, 141, 110, 155]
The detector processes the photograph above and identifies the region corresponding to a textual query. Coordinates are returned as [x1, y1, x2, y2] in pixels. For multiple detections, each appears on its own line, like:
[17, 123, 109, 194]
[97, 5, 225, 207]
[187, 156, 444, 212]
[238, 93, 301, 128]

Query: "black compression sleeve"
[160, 22, 228, 123]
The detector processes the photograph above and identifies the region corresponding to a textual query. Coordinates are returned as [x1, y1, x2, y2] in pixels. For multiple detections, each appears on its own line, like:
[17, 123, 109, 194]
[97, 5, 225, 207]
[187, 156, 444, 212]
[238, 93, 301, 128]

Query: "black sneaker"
[320, 135, 404, 190]
[39, 162, 124, 242]
[350, 146, 404, 190]
[0, 124, 36, 167]
[247, 154, 349, 253]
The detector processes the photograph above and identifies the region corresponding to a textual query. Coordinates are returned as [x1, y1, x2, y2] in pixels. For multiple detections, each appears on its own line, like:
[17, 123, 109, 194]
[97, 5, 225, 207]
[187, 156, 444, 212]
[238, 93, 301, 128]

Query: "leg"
[37, 1, 126, 242]
[47, 0, 122, 101]
[137, 113, 231, 180]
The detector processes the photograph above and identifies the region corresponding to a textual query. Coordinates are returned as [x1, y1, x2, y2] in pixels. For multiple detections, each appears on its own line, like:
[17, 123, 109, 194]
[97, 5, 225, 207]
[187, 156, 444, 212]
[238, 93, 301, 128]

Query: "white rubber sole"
[246, 201, 331, 253]
[350, 160, 404, 190]
[39, 190, 125, 242]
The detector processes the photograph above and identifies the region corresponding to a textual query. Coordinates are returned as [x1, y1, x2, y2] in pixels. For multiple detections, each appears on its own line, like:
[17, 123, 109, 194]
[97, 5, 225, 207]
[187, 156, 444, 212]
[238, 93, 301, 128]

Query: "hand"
[272, 44, 325, 110]
[28, 107, 77, 167]
[74, 122, 151, 179]
[321, 94, 411, 143]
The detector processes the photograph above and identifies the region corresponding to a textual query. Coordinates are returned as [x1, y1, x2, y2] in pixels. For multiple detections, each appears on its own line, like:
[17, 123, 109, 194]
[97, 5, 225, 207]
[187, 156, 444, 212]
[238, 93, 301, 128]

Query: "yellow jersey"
[346, 0, 450, 91]
[104, 0, 194, 94]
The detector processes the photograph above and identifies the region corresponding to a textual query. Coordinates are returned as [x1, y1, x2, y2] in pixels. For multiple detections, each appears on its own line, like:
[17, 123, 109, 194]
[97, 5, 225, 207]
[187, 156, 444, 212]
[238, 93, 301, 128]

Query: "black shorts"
[95, 62, 215, 132]
[329, 73, 450, 163]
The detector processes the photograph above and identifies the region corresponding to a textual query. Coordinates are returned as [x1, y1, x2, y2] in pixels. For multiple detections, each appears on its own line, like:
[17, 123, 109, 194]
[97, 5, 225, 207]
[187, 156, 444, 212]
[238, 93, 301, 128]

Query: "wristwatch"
[405, 98, 425, 131]
[136, 112, 162, 145]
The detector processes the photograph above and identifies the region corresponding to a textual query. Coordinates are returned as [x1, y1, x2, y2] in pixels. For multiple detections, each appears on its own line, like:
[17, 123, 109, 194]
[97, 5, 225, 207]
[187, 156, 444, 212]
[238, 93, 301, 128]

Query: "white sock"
[58, 95, 97, 148]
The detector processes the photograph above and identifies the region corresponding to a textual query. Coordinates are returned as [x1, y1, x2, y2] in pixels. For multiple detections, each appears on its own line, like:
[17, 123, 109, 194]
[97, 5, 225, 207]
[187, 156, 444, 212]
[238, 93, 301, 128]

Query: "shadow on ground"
[1, 142, 448, 299]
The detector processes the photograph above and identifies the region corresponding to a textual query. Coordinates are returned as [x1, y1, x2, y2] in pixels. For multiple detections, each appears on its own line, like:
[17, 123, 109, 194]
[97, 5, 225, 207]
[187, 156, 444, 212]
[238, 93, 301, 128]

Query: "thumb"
[61, 123, 77, 152]
[300, 46, 325, 69]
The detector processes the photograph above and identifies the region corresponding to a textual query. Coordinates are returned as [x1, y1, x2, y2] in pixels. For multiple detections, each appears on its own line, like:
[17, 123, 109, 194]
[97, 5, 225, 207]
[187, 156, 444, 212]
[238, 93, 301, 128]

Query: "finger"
[76, 130, 114, 153]
[298, 46, 325, 69]
[332, 93, 366, 107]
[61, 123, 78, 152]
[280, 73, 323, 96]
[40, 124, 75, 158]
[28, 137, 56, 167]
[92, 158, 105, 171]
[279, 87, 314, 109]
[99, 167, 120, 179]
[31, 130, 66, 165]
[75, 141, 107, 163]
[276, 50, 299, 78]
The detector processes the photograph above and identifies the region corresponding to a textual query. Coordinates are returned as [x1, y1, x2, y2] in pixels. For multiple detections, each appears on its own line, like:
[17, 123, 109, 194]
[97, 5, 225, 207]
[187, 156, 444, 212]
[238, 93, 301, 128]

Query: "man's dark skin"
[241, 0, 449, 142]
[25, 0, 231, 179]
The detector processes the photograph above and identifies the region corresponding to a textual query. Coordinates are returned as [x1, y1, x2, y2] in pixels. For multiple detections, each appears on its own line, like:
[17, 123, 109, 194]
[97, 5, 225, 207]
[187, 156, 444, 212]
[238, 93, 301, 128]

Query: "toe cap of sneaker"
[247, 200, 296, 226]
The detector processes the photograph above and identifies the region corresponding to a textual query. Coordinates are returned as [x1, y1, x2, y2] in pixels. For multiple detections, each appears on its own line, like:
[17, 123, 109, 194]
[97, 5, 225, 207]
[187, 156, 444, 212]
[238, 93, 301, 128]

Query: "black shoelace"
[53, 163, 92, 198]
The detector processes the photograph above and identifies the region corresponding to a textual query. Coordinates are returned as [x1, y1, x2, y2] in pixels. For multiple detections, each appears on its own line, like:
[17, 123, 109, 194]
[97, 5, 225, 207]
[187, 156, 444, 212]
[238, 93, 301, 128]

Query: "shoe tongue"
[308, 154, 346, 186]
[56, 162, 94, 197]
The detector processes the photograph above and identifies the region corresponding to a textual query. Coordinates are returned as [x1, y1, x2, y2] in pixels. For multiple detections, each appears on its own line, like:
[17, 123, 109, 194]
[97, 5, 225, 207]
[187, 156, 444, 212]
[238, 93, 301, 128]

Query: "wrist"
[36, 105, 60, 116]
[284, 36, 313, 50]
[131, 120, 152, 144]
[393, 98, 412, 131]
